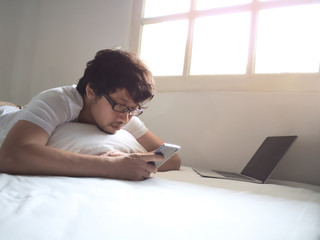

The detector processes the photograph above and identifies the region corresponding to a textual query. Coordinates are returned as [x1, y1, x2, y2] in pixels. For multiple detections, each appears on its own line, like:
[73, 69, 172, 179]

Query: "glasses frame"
[103, 93, 143, 116]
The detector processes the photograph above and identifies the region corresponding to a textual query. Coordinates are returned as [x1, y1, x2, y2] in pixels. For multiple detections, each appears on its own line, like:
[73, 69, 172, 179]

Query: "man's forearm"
[0, 144, 109, 177]
[0, 143, 162, 180]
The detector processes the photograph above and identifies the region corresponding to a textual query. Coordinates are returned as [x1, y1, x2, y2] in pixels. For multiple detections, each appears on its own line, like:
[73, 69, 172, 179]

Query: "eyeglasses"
[103, 93, 143, 116]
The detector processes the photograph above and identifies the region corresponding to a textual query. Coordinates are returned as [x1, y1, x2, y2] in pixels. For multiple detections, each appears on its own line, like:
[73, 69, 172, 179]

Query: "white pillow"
[47, 122, 146, 155]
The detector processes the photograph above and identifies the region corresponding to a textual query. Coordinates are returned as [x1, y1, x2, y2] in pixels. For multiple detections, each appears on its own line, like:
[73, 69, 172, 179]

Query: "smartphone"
[153, 143, 181, 168]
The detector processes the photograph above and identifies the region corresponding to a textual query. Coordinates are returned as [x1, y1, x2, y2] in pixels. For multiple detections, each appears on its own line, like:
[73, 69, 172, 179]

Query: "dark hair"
[76, 48, 155, 104]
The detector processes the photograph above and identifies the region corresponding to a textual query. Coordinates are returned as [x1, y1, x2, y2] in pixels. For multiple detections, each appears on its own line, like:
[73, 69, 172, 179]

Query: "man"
[0, 49, 181, 181]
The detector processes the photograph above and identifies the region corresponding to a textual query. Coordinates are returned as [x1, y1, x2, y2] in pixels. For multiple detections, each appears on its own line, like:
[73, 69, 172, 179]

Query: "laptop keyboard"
[215, 171, 254, 181]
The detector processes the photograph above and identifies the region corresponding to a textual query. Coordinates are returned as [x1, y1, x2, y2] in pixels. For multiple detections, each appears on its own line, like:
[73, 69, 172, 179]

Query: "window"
[130, 0, 320, 92]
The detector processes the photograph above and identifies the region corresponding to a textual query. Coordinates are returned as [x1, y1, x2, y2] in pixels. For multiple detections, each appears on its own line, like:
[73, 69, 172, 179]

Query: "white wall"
[0, 0, 23, 101]
[0, 0, 319, 185]
[0, 0, 132, 104]
[140, 92, 320, 185]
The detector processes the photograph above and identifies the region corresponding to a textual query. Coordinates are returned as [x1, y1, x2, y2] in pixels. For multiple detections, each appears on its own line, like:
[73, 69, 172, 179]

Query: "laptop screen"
[241, 136, 297, 182]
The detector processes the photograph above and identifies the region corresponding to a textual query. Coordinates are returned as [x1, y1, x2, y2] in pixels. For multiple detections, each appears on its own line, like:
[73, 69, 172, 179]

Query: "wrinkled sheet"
[0, 167, 319, 240]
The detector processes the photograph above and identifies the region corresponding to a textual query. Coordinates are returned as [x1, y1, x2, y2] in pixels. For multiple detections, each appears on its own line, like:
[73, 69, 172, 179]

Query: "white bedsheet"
[0, 167, 319, 240]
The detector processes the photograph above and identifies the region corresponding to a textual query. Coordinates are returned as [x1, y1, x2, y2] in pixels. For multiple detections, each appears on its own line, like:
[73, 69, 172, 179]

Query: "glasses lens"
[113, 104, 128, 113]
[130, 109, 143, 116]
[112, 103, 143, 116]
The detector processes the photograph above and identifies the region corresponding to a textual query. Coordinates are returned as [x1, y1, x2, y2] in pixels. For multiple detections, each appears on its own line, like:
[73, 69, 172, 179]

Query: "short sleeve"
[122, 116, 148, 139]
[16, 86, 83, 136]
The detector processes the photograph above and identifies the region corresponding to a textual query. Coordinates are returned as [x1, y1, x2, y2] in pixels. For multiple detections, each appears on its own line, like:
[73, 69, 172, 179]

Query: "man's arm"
[0, 120, 161, 180]
[137, 130, 181, 171]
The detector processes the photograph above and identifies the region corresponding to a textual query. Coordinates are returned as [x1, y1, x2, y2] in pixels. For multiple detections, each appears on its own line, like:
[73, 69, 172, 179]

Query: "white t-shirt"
[0, 85, 148, 146]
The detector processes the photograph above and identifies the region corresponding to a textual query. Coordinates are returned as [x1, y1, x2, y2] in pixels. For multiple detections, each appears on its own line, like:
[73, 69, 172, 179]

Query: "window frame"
[129, 0, 320, 92]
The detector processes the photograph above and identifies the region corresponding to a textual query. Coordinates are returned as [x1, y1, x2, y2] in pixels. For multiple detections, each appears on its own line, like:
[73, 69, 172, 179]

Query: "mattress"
[0, 166, 319, 240]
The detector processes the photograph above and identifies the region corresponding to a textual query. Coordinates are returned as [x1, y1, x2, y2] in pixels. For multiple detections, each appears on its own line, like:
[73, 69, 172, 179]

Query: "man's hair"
[76, 48, 155, 105]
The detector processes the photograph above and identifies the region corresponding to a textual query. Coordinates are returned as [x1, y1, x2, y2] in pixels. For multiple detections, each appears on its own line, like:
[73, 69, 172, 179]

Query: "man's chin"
[98, 126, 117, 134]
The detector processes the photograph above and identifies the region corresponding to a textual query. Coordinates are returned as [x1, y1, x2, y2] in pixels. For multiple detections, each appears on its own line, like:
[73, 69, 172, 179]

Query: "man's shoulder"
[35, 85, 83, 106]
[40, 85, 77, 97]
[16, 85, 83, 135]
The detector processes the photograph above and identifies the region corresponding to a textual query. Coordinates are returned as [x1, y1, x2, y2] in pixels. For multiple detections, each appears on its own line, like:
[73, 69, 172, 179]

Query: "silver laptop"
[193, 136, 297, 183]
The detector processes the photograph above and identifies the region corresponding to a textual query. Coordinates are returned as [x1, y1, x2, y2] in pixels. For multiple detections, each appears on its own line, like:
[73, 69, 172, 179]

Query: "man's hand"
[137, 131, 181, 171]
[101, 150, 163, 181]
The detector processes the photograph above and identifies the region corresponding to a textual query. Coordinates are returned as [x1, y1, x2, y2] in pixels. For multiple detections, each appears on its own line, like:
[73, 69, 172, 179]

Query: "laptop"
[193, 136, 297, 183]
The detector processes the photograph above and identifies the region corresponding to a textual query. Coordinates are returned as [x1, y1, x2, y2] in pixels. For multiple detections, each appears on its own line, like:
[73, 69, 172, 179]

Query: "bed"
[0, 123, 319, 240]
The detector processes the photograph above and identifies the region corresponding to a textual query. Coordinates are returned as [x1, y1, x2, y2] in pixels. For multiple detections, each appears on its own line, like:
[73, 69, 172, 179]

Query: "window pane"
[144, 0, 190, 18]
[191, 12, 251, 75]
[140, 20, 188, 76]
[255, 4, 320, 73]
[196, 0, 251, 10]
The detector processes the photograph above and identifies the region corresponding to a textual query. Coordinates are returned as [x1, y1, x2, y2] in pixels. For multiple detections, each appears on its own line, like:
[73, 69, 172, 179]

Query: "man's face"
[86, 88, 138, 134]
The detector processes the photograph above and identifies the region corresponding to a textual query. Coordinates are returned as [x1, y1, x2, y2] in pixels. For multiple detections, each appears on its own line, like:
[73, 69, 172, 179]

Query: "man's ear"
[85, 84, 96, 99]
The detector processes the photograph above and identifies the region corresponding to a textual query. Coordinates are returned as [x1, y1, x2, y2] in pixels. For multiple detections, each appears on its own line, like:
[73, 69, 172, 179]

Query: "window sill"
[153, 74, 320, 92]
